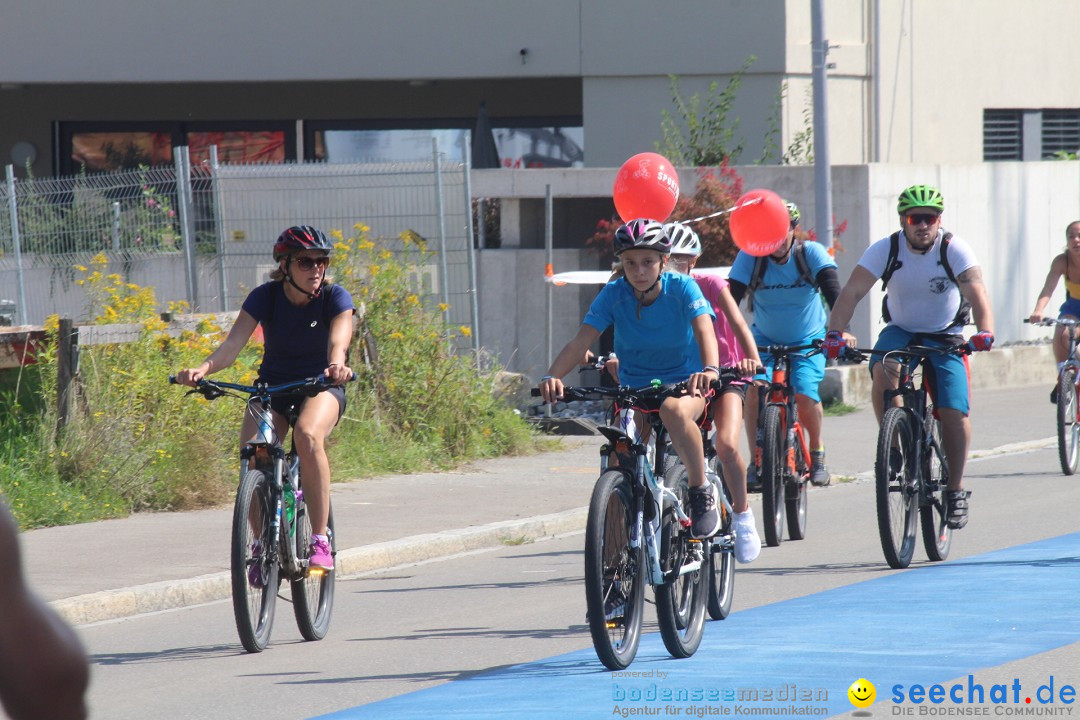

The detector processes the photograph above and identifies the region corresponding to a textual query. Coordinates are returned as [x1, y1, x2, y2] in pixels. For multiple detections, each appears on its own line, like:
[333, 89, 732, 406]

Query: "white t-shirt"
[857, 229, 979, 334]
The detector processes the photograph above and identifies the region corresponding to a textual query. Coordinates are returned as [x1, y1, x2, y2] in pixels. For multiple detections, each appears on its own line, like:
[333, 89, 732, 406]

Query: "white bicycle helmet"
[613, 219, 672, 256]
[663, 222, 702, 256]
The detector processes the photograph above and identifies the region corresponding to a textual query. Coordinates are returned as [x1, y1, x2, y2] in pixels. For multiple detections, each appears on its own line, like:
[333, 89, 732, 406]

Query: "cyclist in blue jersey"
[727, 202, 848, 488]
[540, 219, 757, 556]
[176, 226, 355, 572]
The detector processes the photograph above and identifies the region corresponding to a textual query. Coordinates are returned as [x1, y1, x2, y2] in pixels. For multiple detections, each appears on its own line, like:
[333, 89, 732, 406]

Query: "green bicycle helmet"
[897, 184, 945, 214]
[785, 201, 801, 227]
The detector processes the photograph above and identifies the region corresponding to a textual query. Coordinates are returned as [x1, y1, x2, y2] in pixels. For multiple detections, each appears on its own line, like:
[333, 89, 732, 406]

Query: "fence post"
[175, 146, 199, 310]
[460, 134, 481, 361]
[432, 138, 451, 328]
[111, 201, 121, 251]
[57, 318, 79, 432]
[5, 165, 28, 326]
[210, 145, 229, 311]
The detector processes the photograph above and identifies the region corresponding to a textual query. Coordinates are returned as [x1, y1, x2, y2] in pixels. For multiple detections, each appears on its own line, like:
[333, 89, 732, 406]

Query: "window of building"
[307, 117, 584, 168]
[984, 109, 1080, 161]
[58, 122, 294, 174]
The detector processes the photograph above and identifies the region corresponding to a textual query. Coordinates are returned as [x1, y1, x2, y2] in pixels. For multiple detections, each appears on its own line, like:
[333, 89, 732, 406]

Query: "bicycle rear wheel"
[584, 470, 645, 670]
[760, 405, 786, 547]
[706, 457, 734, 621]
[655, 467, 708, 658]
[231, 468, 279, 653]
[292, 501, 336, 642]
[876, 408, 918, 569]
[1057, 366, 1080, 476]
[785, 430, 808, 541]
[919, 414, 952, 562]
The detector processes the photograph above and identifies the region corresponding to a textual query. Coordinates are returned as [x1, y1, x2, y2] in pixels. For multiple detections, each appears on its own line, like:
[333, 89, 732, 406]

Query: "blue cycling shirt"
[583, 272, 714, 388]
[728, 241, 835, 345]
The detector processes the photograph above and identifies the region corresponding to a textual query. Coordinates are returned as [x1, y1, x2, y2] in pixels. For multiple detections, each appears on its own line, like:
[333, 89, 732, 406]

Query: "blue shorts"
[1059, 297, 1080, 318]
[870, 325, 971, 416]
[752, 330, 826, 403]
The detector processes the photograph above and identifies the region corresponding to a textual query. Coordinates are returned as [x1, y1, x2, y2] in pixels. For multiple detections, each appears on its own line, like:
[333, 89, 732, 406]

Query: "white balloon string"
[677, 195, 762, 225]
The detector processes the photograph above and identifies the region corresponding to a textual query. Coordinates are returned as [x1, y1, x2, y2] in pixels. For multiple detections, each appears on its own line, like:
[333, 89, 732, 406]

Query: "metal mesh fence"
[1, 149, 476, 348]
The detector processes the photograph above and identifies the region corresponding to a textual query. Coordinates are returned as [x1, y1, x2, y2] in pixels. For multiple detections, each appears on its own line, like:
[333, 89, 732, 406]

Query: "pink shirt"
[690, 272, 745, 367]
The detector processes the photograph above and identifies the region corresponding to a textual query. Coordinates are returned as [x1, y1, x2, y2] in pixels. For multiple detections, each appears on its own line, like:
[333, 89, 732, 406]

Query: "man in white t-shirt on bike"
[823, 184, 995, 531]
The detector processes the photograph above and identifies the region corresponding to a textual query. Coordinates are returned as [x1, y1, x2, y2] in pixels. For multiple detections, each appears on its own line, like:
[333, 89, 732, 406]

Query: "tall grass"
[0, 230, 539, 529]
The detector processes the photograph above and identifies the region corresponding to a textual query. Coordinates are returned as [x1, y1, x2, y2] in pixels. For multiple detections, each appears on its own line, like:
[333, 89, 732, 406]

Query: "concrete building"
[2, 1, 1079, 177]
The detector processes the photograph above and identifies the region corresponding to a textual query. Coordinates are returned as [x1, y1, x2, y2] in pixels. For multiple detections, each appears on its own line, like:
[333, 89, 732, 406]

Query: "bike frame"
[598, 404, 707, 586]
[755, 345, 814, 482]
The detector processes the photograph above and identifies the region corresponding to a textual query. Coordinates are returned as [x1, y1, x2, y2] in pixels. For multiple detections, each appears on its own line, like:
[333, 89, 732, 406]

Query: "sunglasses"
[905, 213, 940, 226]
[293, 255, 330, 271]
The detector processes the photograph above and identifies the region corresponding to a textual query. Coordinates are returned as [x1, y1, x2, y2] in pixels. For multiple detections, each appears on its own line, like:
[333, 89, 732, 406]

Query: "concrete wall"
[473, 160, 1080, 379]
[4, 1, 1079, 176]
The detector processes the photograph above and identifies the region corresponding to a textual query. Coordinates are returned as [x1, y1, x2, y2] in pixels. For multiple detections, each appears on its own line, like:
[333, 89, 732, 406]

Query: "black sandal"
[946, 490, 971, 529]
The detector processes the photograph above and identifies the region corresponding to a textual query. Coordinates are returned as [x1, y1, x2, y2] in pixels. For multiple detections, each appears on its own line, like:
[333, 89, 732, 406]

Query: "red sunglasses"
[905, 213, 940, 226]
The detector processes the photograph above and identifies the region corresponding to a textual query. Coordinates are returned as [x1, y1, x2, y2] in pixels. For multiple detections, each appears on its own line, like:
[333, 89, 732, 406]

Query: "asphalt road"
[80, 435, 1079, 720]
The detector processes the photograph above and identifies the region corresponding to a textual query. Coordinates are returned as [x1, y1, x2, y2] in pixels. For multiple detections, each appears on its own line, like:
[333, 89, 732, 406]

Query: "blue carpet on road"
[312, 533, 1080, 720]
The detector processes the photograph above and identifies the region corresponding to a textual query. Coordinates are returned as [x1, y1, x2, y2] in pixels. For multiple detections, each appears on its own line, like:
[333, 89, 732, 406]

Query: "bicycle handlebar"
[1025, 317, 1080, 327]
[840, 343, 970, 364]
[756, 339, 824, 357]
[531, 366, 753, 402]
[169, 373, 356, 401]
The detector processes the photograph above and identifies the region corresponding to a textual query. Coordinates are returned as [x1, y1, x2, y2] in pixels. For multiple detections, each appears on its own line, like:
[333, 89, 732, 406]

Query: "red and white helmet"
[613, 219, 672, 256]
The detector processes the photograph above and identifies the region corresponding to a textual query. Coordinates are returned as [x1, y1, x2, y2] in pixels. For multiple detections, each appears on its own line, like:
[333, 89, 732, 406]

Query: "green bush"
[0, 227, 540, 529]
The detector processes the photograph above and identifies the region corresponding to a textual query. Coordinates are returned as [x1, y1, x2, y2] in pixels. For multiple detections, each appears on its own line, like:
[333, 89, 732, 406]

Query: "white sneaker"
[733, 508, 761, 564]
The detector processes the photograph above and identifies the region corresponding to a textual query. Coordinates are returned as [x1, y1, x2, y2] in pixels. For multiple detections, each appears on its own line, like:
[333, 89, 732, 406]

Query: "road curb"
[51, 507, 588, 627]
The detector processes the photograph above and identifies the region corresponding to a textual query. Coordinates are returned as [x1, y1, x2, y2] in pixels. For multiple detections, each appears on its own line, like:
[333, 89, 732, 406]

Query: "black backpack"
[745, 241, 818, 312]
[879, 230, 970, 331]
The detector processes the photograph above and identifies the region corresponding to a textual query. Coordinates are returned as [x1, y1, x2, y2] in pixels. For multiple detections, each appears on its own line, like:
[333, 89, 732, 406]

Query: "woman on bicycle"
[664, 220, 762, 563]
[175, 225, 355, 571]
[539, 219, 758, 562]
[1028, 219, 1080, 403]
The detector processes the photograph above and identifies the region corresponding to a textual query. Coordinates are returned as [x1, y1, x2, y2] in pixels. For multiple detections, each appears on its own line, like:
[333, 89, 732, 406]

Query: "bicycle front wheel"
[292, 502, 336, 642]
[919, 415, 952, 562]
[706, 457, 734, 621]
[655, 467, 708, 658]
[231, 468, 280, 653]
[584, 470, 645, 670]
[760, 405, 786, 547]
[875, 408, 918, 569]
[1057, 366, 1080, 475]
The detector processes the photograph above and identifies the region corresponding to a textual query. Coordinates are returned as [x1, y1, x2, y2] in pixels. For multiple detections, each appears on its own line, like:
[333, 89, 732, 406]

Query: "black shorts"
[265, 384, 347, 425]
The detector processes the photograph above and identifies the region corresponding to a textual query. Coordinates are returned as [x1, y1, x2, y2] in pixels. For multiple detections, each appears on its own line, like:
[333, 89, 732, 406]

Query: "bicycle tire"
[584, 469, 645, 670]
[231, 468, 280, 653]
[760, 405, 786, 547]
[875, 408, 918, 569]
[1057, 366, 1080, 476]
[655, 466, 708, 658]
[785, 429, 808, 541]
[919, 414, 952, 562]
[705, 456, 734, 621]
[292, 501, 336, 642]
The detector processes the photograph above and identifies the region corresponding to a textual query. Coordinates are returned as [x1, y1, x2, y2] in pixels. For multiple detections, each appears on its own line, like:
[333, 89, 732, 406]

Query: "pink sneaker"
[308, 536, 334, 571]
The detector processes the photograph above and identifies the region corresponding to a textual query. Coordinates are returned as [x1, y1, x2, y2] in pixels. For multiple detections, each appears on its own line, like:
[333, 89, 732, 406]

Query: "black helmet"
[273, 225, 333, 260]
[613, 219, 672, 256]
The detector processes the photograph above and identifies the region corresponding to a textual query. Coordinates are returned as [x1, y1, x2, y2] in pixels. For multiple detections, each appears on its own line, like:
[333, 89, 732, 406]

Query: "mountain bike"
[1025, 317, 1080, 475]
[751, 342, 820, 547]
[534, 374, 740, 669]
[844, 342, 969, 569]
[170, 374, 350, 652]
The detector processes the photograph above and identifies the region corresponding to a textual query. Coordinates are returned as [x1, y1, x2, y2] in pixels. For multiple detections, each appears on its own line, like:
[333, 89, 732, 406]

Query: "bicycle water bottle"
[283, 454, 299, 532]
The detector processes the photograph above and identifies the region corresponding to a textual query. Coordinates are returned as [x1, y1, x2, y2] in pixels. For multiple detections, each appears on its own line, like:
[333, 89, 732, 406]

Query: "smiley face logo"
[848, 678, 876, 708]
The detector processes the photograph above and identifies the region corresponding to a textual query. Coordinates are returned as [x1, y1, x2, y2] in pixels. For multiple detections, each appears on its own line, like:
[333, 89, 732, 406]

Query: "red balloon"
[729, 189, 790, 257]
[612, 152, 680, 223]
